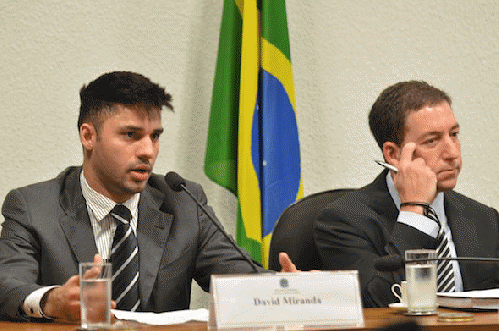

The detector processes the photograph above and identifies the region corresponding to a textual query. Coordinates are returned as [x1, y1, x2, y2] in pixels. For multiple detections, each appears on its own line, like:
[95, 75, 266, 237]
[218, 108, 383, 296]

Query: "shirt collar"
[80, 171, 140, 222]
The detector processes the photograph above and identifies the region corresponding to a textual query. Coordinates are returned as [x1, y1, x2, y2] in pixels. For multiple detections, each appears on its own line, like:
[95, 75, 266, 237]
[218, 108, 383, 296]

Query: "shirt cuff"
[397, 211, 440, 238]
[22, 286, 58, 319]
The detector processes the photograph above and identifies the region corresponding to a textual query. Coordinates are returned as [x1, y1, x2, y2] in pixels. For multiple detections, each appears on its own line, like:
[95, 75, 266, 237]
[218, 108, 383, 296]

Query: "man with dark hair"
[0, 71, 296, 323]
[314, 81, 499, 307]
[77, 71, 174, 131]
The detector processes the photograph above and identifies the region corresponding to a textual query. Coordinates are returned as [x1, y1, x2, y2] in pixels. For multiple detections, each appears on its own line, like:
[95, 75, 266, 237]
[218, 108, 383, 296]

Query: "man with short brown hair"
[315, 81, 499, 307]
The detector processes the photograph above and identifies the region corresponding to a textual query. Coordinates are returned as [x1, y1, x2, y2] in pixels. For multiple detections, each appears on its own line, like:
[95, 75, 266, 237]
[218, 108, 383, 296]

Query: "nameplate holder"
[208, 271, 363, 330]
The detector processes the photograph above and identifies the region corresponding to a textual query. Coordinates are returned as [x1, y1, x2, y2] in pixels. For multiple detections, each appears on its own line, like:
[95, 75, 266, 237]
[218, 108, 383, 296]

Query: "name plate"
[208, 271, 363, 330]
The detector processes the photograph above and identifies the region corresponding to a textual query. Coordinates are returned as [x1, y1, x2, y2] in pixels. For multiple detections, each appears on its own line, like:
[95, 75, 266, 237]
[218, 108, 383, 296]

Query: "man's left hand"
[278, 252, 299, 272]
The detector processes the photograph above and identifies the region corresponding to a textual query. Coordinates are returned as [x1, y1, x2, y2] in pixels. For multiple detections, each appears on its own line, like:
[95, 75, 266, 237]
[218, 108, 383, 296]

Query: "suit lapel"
[363, 170, 400, 228]
[136, 185, 174, 307]
[445, 191, 488, 289]
[445, 192, 482, 258]
[58, 167, 98, 264]
[360, 171, 406, 256]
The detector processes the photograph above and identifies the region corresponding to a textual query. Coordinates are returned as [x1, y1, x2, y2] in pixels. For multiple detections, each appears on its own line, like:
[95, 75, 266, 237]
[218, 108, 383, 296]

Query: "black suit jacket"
[0, 166, 262, 320]
[314, 170, 499, 307]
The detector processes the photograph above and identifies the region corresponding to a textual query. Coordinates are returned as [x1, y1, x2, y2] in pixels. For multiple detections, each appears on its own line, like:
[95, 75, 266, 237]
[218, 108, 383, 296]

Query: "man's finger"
[279, 252, 298, 272]
[83, 263, 102, 281]
[82, 253, 104, 280]
[67, 274, 81, 287]
[398, 142, 417, 165]
[93, 253, 103, 265]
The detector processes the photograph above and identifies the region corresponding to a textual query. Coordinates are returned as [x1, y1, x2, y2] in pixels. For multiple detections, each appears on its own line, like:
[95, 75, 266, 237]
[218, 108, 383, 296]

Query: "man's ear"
[80, 123, 97, 152]
[382, 141, 400, 165]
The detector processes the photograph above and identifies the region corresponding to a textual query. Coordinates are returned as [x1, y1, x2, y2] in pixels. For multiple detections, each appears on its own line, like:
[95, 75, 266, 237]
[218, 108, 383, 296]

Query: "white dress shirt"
[81, 172, 140, 260]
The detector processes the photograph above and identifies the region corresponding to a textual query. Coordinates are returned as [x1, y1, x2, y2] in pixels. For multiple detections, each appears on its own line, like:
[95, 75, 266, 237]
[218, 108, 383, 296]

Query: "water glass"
[80, 262, 112, 329]
[405, 249, 437, 315]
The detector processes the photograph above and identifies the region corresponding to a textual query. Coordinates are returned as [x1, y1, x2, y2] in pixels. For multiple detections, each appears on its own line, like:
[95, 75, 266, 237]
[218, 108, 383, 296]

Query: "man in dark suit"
[0, 71, 296, 322]
[314, 81, 499, 307]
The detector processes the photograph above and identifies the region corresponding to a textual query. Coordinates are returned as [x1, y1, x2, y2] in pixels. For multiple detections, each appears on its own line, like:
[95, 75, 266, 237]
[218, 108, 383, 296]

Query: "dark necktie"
[110, 204, 141, 311]
[426, 206, 456, 292]
[436, 226, 456, 292]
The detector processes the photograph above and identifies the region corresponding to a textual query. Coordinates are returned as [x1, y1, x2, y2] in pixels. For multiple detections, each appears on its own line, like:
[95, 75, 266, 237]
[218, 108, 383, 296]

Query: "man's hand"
[41, 275, 81, 323]
[279, 252, 298, 272]
[391, 142, 437, 207]
[41, 254, 116, 324]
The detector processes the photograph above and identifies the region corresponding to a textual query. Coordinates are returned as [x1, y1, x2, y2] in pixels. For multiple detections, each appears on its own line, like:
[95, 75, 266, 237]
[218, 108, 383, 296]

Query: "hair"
[368, 81, 452, 149]
[78, 71, 173, 131]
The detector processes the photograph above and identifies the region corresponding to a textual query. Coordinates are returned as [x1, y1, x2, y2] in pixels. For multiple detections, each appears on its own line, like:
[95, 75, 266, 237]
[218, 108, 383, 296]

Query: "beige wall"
[2, 0, 499, 309]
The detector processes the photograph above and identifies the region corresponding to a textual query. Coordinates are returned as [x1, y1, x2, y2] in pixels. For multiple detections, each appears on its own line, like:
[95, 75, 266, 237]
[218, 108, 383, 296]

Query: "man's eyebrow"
[122, 125, 143, 131]
[420, 131, 441, 140]
[121, 125, 164, 132]
[419, 122, 460, 139]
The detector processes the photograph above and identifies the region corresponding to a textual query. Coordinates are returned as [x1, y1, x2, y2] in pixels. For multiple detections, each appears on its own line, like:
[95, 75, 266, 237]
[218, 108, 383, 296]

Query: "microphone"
[165, 171, 185, 192]
[164, 171, 260, 273]
[374, 255, 405, 272]
[375, 254, 499, 272]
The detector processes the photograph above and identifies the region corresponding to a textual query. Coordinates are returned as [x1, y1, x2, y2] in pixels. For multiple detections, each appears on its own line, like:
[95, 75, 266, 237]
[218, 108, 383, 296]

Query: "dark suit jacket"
[0, 166, 262, 321]
[314, 170, 499, 308]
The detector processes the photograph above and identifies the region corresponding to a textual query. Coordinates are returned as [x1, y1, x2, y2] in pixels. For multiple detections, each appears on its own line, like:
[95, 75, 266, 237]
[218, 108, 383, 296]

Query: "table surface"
[0, 308, 498, 331]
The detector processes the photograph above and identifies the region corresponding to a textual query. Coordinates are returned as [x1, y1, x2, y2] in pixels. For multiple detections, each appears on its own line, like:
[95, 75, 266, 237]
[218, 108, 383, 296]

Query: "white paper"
[438, 288, 499, 298]
[112, 308, 208, 325]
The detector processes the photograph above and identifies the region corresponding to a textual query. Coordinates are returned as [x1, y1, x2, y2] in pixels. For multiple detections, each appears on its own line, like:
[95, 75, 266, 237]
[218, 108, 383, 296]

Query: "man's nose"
[137, 138, 156, 159]
[443, 137, 460, 159]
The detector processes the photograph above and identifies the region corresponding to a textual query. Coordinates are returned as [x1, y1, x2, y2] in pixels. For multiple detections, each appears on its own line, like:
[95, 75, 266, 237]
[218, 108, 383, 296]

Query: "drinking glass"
[79, 262, 112, 329]
[405, 249, 437, 315]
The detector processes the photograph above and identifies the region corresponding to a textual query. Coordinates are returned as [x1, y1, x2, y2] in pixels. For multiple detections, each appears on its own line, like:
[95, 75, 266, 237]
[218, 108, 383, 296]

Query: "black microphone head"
[374, 255, 405, 272]
[165, 171, 186, 192]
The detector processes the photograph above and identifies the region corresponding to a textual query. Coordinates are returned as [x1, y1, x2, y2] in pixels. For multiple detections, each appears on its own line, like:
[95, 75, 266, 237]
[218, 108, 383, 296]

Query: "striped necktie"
[436, 226, 456, 292]
[422, 204, 455, 292]
[110, 204, 141, 311]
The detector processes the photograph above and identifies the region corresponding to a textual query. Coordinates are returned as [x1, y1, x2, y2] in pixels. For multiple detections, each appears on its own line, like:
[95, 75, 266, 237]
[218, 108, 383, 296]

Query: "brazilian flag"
[204, 0, 303, 268]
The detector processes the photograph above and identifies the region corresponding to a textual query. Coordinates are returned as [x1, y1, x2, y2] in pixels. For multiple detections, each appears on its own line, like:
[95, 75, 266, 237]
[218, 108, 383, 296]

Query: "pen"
[374, 160, 398, 173]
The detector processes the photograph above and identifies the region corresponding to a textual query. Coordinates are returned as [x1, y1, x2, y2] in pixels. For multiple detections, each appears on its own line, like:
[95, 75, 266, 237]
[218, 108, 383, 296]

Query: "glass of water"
[405, 249, 438, 315]
[79, 262, 112, 329]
